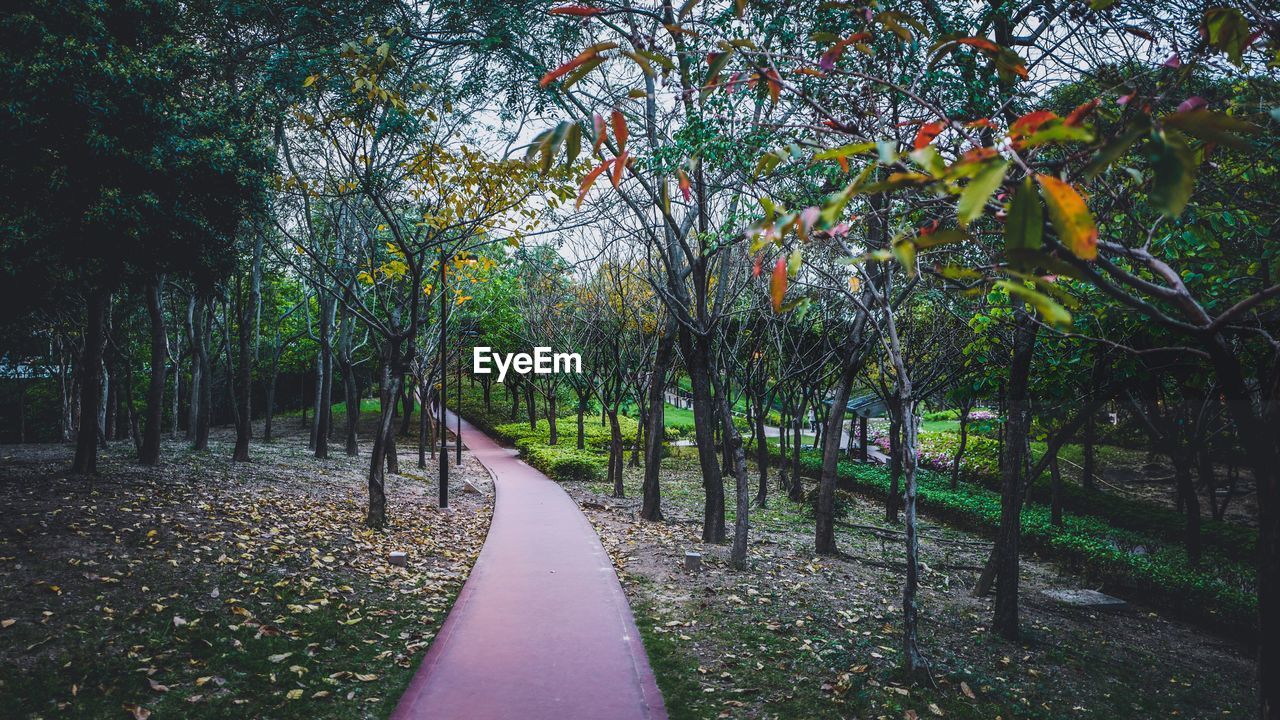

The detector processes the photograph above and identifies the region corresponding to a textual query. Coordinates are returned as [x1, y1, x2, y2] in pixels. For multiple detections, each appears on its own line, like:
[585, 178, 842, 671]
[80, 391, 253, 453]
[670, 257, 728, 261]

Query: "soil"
[562, 448, 1256, 720]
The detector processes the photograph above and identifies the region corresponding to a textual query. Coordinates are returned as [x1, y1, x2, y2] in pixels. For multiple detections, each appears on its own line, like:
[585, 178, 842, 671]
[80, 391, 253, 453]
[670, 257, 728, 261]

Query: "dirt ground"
[0, 419, 492, 719]
[563, 449, 1257, 720]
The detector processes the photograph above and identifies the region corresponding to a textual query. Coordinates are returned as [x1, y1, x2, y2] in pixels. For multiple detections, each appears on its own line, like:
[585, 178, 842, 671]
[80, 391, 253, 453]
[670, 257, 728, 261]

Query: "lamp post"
[438, 248, 448, 508]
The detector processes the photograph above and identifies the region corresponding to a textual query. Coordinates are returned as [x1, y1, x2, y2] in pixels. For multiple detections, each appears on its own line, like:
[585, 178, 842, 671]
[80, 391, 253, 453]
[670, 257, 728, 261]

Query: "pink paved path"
[390, 413, 668, 720]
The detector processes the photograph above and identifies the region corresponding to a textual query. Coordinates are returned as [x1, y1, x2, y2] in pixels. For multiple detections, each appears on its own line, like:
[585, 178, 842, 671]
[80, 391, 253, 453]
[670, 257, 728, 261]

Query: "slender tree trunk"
[608, 409, 624, 498]
[789, 396, 807, 502]
[547, 392, 559, 444]
[887, 394, 903, 523]
[993, 305, 1037, 640]
[951, 402, 972, 489]
[641, 327, 675, 522]
[817, 360, 858, 554]
[72, 289, 108, 474]
[900, 395, 927, 676]
[712, 370, 750, 569]
[754, 395, 768, 508]
[232, 274, 254, 463]
[194, 297, 213, 451]
[577, 396, 587, 450]
[366, 345, 403, 528]
[685, 331, 726, 543]
[1049, 455, 1063, 527]
[343, 368, 360, 455]
[140, 279, 167, 465]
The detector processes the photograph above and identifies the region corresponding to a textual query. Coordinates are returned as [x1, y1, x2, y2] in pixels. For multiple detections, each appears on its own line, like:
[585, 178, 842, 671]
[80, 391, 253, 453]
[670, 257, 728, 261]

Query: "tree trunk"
[900, 395, 927, 676]
[366, 347, 403, 528]
[754, 396, 768, 508]
[577, 396, 587, 450]
[712, 371, 750, 569]
[1049, 454, 1063, 527]
[194, 296, 213, 451]
[951, 401, 972, 489]
[789, 396, 807, 502]
[1081, 404, 1097, 491]
[641, 327, 675, 522]
[684, 331, 726, 543]
[608, 408, 624, 498]
[817, 360, 858, 554]
[314, 295, 333, 459]
[993, 305, 1037, 641]
[72, 289, 108, 474]
[139, 279, 167, 465]
[232, 274, 254, 463]
[887, 394, 903, 523]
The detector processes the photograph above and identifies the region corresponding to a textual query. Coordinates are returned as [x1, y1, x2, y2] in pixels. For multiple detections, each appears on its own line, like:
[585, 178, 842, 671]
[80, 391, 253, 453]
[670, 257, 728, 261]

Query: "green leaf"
[1151, 130, 1195, 217]
[994, 280, 1072, 326]
[1203, 8, 1251, 66]
[1004, 176, 1043, 254]
[1162, 109, 1259, 150]
[1036, 174, 1096, 260]
[1082, 124, 1148, 180]
[958, 159, 1008, 226]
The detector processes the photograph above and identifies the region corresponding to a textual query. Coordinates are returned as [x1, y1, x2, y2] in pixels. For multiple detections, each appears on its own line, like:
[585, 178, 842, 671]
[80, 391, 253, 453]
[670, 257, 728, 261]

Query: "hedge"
[793, 452, 1257, 632]
[872, 428, 1258, 562]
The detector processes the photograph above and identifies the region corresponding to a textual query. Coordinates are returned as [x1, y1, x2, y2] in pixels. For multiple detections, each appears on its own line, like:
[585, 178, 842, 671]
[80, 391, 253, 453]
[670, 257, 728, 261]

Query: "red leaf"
[913, 121, 946, 149]
[677, 169, 692, 201]
[769, 258, 787, 312]
[1064, 99, 1099, 127]
[576, 162, 609, 208]
[752, 254, 763, 277]
[611, 109, 628, 152]
[549, 5, 603, 16]
[951, 37, 1001, 53]
[1010, 109, 1057, 137]
[610, 149, 628, 188]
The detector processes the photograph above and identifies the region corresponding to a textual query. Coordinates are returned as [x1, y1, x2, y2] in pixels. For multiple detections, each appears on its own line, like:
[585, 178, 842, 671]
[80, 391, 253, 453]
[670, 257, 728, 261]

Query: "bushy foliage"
[793, 453, 1256, 630]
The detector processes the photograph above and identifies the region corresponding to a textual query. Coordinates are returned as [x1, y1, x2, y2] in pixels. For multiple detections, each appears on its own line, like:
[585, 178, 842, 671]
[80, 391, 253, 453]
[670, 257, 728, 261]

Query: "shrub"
[518, 443, 605, 482]
[791, 452, 1256, 631]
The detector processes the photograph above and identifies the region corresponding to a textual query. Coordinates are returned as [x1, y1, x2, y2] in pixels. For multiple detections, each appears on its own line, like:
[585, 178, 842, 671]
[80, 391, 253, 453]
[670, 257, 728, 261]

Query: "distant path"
[390, 413, 667, 720]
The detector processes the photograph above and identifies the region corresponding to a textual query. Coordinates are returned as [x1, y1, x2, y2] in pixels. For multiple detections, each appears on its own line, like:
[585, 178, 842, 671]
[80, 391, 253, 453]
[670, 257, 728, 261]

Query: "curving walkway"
[390, 412, 668, 720]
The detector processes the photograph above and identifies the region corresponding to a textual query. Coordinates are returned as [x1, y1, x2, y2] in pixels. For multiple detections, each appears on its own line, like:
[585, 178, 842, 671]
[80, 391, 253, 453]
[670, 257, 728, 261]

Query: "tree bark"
[139, 279, 167, 465]
[72, 289, 108, 474]
[817, 359, 858, 554]
[993, 305, 1037, 640]
[641, 325, 674, 522]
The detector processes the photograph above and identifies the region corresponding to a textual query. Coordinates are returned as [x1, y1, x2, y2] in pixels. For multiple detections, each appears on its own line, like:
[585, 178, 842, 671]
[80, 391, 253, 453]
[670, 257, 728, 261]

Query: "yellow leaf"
[286, 689, 303, 700]
[1035, 174, 1097, 260]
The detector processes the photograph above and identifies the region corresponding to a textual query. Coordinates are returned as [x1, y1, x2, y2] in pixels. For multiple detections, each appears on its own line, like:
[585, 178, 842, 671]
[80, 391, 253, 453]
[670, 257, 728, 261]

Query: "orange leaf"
[752, 254, 763, 277]
[1064, 98, 1100, 127]
[539, 43, 617, 88]
[764, 68, 782, 103]
[677, 169, 692, 201]
[611, 109, 628, 152]
[769, 257, 787, 311]
[576, 162, 608, 208]
[610, 149, 628, 188]
[952, 37, 1001, 53]
[1035, 174, 1097, 260]
[913, 121, 946, 149]
[540, 56, 589, 88]
[1010, 110, 1056, 137]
